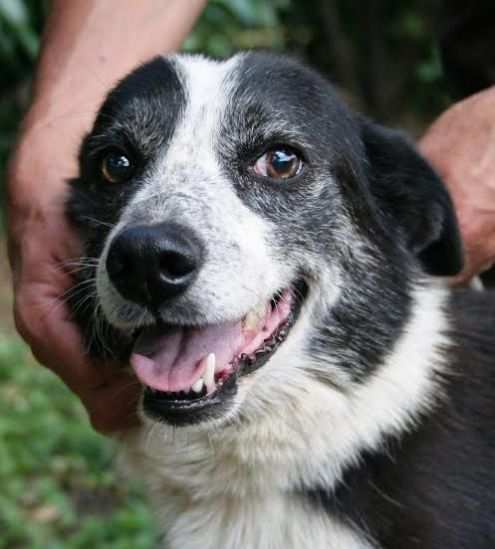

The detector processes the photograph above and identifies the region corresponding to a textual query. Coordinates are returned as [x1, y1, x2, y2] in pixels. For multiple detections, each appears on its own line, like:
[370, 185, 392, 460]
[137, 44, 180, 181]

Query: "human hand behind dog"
[7, 117, 141, 433]
[419, 87, 495, 283]
[7, 0, 207, 433]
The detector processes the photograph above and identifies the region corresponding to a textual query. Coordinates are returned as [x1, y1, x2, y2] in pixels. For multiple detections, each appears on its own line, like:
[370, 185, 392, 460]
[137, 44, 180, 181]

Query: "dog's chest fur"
[123, 433, 375, 549]
[148, 487, 370, 549]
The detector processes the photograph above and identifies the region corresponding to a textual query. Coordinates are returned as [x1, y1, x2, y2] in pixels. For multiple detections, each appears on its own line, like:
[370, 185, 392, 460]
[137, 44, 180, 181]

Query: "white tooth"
[192, 377, 204, 393]
[204, 353, 216, 392]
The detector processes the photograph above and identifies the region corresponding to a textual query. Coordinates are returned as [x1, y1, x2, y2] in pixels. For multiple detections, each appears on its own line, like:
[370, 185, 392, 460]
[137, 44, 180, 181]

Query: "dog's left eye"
[253, 147, 303, 180]
[100, 150, 134, 183]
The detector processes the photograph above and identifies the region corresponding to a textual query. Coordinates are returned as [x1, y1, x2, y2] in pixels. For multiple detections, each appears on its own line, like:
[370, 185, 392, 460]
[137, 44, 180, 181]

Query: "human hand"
[7, 119, 140, 433]
[6, 0, 207, 433]
[419, 87, 495, 283]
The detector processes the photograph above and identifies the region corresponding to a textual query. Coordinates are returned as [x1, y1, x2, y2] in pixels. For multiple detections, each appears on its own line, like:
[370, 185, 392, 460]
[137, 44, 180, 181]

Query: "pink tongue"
[130, 322, 243, 392]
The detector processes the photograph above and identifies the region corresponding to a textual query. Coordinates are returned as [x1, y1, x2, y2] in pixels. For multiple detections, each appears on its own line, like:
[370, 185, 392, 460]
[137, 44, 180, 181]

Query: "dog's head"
[67, 52, 462, 429]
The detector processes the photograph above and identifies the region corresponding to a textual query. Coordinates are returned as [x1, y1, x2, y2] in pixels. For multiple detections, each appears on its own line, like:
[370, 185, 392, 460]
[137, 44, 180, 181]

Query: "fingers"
[7, 114, 142, 436]
[11, 208, 112, 389]
[14, 286, 105, 390]
[13, 283, 141, 434]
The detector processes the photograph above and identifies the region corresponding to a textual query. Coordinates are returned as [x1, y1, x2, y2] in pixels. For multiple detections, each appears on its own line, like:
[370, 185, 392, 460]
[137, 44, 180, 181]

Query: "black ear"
[361, 120, 464, 277]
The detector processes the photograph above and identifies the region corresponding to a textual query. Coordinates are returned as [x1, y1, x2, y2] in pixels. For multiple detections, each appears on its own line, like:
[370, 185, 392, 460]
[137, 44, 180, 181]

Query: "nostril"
[159, 250, 197, 280]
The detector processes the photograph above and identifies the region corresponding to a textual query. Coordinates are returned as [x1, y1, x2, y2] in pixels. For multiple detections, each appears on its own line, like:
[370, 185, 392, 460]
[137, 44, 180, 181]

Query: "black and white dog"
[67, 52, 495, 548]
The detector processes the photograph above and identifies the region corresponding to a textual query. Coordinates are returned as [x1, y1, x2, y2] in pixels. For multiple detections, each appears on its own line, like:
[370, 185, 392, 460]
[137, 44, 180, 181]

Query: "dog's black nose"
[106, 222, 203, 307]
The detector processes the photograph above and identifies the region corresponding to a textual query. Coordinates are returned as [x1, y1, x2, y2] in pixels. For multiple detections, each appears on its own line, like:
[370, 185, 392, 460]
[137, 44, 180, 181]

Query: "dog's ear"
[361, 120, 464, 277]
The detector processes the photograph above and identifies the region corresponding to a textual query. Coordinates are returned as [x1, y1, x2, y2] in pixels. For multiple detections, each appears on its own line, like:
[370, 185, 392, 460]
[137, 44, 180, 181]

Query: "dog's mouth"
[130, 280, 307, 424]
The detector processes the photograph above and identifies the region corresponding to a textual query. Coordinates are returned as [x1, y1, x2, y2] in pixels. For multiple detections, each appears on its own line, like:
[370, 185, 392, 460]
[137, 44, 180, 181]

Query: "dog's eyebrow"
[222, 114, 316, 154]
[80, 130, 141, 166]
[83, 56, 186, 154]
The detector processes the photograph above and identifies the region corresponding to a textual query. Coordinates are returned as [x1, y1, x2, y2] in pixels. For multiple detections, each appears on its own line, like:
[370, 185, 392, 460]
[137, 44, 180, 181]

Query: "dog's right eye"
[100, 150, 134, 183]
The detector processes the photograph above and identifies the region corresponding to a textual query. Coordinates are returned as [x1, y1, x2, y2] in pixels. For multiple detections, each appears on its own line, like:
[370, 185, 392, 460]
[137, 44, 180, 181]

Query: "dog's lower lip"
[143, 372, 232, 407]
[142, 371, 239, 424]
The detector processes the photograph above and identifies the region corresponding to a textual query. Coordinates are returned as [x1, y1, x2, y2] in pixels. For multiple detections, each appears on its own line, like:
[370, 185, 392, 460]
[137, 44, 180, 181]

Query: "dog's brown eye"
[253, 147, 303, 180]
[101, 150, 133, 183]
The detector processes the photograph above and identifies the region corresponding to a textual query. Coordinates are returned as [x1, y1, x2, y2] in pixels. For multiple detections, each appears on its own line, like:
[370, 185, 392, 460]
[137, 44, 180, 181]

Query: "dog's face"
[68, 53, 462, 429]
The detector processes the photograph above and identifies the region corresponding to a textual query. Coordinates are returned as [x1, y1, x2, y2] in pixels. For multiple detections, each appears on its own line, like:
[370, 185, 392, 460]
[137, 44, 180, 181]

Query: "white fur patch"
[122, 434, 375, 549]
[152, 492, 374, 549]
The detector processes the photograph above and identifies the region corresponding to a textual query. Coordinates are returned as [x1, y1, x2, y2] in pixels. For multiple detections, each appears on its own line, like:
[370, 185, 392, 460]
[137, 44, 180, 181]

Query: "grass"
[0, 335, 158, 549]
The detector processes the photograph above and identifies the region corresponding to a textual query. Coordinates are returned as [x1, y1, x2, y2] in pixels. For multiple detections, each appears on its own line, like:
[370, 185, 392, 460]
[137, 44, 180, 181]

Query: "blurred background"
[0, 0, 453, 547]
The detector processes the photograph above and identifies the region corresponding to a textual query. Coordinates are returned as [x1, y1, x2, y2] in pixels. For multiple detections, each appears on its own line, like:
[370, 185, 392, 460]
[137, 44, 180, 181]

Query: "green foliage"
[0, 0, 42, 76]
[0, 0, 45, 196]
[183, 0, 292, 56]
[0, 336, 158, 548]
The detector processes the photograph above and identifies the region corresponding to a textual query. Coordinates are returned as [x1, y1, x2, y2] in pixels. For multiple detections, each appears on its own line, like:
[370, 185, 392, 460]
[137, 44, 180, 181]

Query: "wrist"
[30, 0, 207, 122]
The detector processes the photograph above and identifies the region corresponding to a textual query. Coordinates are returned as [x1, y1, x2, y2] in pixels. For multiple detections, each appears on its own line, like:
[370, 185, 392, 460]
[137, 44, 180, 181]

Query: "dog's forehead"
[174, 52, 345, 136]
[93, 52, 358, 162]
[167, 54, 240, 161]
[174, 54, 239, 111]
[168, 52, 319, 149]
[175, 53, 362, 170]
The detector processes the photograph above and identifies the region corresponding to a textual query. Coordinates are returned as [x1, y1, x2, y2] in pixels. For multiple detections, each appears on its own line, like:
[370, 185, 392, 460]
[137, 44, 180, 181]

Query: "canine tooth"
[192, 378, 204, 393]
[204, 353, 216, 392]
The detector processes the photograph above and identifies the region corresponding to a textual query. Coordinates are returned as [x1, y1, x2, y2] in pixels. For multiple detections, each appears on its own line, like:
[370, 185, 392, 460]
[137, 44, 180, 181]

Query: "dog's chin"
[128, 279, 308, 427]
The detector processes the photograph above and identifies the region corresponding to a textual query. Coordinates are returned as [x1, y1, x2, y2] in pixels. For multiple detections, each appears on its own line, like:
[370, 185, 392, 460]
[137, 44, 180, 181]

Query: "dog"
[66, 52, 495, 548]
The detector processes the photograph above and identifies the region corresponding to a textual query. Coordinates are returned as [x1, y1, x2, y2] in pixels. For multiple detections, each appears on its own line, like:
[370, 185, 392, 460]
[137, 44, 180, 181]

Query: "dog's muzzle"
[104, 221, 307, 426]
